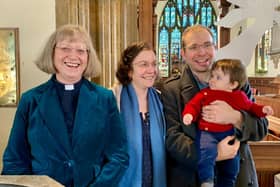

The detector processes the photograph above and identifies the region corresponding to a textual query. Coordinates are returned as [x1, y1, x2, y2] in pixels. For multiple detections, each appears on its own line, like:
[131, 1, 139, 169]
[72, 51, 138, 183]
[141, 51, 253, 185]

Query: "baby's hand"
[263, 106, 274, 116]
[183, 114, 193, 125]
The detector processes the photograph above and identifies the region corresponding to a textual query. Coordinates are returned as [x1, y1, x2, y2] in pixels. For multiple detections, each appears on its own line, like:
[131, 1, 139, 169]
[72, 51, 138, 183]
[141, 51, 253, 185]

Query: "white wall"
[230, 19, 280, 77]
[0, 0, 56, 170]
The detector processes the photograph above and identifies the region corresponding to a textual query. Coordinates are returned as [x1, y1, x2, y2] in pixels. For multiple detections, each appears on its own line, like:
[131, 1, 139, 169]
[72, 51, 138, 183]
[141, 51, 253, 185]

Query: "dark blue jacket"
[160, 65, 268, 187]
[2, 78, 129, 187]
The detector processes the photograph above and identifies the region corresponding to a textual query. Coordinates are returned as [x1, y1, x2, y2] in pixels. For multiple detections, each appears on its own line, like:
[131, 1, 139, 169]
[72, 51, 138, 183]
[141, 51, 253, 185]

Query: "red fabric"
[182, 88, 266, 132]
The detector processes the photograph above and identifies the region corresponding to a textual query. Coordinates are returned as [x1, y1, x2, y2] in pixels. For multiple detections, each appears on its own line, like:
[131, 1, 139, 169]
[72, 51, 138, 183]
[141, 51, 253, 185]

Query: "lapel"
[180, 66, 200, 106]
[37, 80, 72, 156]
[71, 81, 97, 149]
[179, 66, 200, 139]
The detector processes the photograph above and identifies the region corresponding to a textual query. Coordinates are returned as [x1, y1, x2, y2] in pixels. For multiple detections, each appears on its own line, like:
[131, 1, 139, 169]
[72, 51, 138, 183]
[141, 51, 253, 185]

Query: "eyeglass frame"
[55, 45, 89, 56]
[184, 42, 215, 52]
[132, 60, 159, 69]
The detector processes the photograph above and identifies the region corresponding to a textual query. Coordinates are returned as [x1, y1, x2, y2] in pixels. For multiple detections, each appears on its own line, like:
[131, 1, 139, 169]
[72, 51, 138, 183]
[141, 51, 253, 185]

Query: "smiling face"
[209, 67, 237, 92]
[53, 39, 88, 84]
[181, 28, 215, 79]
[130, 49, 158, 90]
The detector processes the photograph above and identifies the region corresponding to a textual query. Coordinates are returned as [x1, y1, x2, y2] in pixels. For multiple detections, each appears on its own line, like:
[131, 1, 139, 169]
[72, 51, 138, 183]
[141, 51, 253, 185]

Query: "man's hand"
[216, 136, 240, 161]
[202, 100, 243, 130]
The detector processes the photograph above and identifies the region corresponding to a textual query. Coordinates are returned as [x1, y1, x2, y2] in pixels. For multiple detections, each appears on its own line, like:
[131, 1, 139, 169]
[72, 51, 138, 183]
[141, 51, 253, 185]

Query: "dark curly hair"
[116, 41, 155, 85]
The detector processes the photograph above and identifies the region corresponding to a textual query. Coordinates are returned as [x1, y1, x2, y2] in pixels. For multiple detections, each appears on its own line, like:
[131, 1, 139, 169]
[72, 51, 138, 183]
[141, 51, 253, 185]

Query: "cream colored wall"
[230, 19, 280, 77]
[0, 0, 56, 170]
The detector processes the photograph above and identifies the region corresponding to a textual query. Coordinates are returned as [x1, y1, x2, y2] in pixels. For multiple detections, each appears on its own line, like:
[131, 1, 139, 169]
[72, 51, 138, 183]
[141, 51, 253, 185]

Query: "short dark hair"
[116, 41, 155, 85]
[211, 59, 247, 90]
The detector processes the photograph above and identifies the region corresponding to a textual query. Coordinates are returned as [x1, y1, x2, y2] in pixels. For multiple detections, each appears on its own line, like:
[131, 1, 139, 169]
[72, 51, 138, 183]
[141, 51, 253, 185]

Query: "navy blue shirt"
[53, 76, 82, 143]
[140, 112, 153, 187]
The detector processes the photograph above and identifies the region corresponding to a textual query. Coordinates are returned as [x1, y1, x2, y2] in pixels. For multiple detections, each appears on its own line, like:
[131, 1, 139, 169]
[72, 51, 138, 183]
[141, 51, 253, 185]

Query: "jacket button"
[64, 160, 74, 167]
[248, 180, 253, 185]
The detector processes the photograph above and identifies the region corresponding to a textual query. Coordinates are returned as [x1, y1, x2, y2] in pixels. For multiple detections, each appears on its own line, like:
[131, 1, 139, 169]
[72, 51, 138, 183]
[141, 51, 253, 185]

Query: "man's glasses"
[185, 42, 214, 52]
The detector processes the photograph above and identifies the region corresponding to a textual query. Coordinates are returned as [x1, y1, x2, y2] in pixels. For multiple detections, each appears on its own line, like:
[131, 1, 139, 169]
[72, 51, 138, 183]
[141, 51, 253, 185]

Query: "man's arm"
[201, 81, 268, 162]
[237, 81, 268, 141]
[202, 82, 268, 141]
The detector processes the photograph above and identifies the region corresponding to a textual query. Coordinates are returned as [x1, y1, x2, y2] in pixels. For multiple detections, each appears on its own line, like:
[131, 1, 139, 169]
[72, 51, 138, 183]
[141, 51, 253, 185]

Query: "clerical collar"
[52, 76, 83, 91]
[65, 84, 74, 90]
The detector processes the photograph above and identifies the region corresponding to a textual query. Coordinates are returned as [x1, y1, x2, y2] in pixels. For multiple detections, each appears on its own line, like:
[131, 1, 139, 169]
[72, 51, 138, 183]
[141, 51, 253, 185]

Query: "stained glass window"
[158, 0, 217, 77]
[255, 29, 271, 73]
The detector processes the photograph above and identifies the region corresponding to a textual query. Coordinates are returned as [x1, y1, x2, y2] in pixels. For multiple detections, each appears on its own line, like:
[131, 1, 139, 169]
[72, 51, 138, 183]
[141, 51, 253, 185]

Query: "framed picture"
[0, 28, 20, 107]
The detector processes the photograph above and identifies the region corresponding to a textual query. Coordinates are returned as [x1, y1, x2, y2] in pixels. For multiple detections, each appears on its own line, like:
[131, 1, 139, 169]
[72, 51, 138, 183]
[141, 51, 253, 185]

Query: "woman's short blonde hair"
[35, 24, 101, 78]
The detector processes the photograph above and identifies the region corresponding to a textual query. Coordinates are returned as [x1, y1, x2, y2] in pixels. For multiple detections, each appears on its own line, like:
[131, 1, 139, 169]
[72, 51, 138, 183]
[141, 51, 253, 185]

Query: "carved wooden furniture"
[255, 95, 280, 118]
[248, 77, 280, 95]
[250, 116, 280, 187]
[250, 140, 280, 187]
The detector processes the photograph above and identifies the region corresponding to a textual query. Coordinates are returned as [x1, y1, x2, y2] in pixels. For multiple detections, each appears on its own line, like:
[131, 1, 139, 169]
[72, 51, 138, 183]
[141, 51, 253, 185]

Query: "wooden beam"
[138, 0, 153, 44]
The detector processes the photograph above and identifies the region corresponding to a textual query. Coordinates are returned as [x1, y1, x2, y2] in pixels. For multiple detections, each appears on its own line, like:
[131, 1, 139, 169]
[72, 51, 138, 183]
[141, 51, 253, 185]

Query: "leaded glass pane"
[182, 14, 187, 27]
[194, 0, 200, 16]
[177, 0, 182, 16]
[159, 28, 169, 77]
[171, 7, 176, 27]
[207, 6, 212, 26]
[201, 6, 207, 26]
[158, 0, 217, 77]
[165, 7, 171, 27]
[171, 28, 181, 61]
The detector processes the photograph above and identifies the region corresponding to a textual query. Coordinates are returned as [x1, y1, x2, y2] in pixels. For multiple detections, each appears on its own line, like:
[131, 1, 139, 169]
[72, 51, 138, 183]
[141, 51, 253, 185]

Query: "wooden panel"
[250, 141, 280, 187]
[262, 133, 280, 141]
[139, 0, 153, 44]
[249, 77, 280, 95]
[267, 116, 280, 137]
[249, 116, 280, 187]
[250, 141, 280, 171]
[257, 170, 279, 187]
[218, 0, 232, 47]
[255, 95, 280, 118]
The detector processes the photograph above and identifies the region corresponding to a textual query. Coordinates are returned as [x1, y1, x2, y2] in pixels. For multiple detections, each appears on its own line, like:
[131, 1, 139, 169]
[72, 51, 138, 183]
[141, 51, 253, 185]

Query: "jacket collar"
[179, 65, 200, 104]
[36, 77, 98, 155]
[178, 65, 200, 139]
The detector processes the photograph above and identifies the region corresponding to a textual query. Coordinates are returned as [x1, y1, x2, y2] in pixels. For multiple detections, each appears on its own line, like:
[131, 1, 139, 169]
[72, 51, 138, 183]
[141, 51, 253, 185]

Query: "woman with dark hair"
[112, 41, 166, 187]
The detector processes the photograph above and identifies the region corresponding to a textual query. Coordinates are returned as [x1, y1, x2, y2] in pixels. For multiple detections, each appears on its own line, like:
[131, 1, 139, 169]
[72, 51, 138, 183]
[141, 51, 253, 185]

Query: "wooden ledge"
[0, 175, 64, 187]
[249, 140, 280, 171]
[267, 115, 280, 137]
